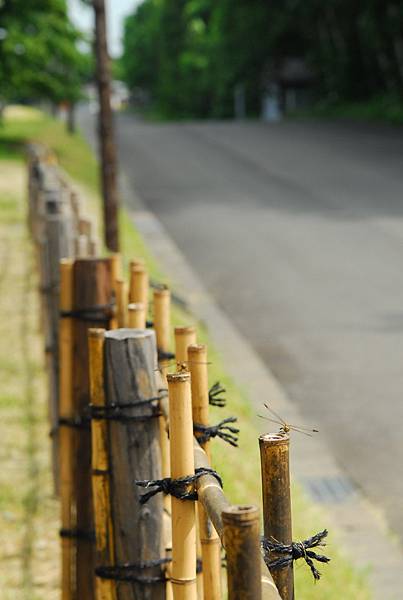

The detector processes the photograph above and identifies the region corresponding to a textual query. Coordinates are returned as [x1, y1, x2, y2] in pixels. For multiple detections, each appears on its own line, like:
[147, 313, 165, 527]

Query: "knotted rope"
[194, 417, 239, 446]
[208, 381, 226, 407]
[136, 467, 223, 504]
[262, 529, 330, 581]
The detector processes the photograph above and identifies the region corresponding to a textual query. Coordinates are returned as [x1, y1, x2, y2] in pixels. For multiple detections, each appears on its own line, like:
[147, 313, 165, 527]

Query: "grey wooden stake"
[104, 329, 165, 600]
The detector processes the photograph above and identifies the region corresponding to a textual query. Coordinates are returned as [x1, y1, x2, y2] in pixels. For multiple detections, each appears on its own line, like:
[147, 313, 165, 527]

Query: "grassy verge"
[289, 93, 403, 126]
[0, 105, 371, 598]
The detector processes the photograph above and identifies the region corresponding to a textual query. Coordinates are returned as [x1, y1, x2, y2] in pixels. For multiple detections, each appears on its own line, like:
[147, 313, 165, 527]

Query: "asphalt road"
[81, 109, 403, 541]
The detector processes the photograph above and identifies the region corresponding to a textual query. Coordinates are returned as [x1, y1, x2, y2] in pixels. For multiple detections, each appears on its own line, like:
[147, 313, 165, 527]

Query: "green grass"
[290, 93, 403, 126]
[0, 105, 372, 599]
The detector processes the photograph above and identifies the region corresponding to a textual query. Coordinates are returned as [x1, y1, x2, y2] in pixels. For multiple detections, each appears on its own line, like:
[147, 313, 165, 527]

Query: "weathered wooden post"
[128, 302, 146, 328]
[222, 505, 262, 600]
[103, 328, 165, 600]
[69, 258, 114, 599]
[88, 328, 116, 600]
[93, 0, 120, 252]
[259, 434, 293, 600]
[44, 192, 74, 492]
[167, 372, 197, 600]
[188, 345, 221, 600]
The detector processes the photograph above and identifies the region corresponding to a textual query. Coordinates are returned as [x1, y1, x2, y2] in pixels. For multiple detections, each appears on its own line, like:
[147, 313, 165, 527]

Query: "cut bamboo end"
[259, 433, 293, 599]
[129, 257, 145, 270]
[167, 372, 197, 600]
[128, 302, 146, 328]
[223, 505, 262, 600]
[175, 326, 197, 366]
[115, 279, 128, 328]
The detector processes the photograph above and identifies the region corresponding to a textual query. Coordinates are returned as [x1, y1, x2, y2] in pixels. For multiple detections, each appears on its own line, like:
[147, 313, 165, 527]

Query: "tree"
[0, 0, 87, 118]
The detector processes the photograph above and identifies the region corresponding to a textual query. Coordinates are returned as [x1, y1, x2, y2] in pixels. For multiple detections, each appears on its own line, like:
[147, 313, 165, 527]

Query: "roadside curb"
[120, 173, 403, 598]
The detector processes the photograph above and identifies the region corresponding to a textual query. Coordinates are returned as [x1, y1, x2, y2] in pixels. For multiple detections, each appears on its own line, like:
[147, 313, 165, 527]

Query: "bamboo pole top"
[88, 328, 105, 339]
[154, 285, 170, 297]
[129, 258, 145, 270]
[222, 504, 259, 525]
[167, 371, 190, 384]
[259, 433, 290, 447]
[130, 262, 146, 273]
[188, 343, 206, 355]
[175, 326, 196, 336]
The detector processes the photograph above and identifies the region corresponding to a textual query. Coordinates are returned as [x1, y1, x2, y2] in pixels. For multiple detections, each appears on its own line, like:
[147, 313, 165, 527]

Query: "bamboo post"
[154, 286, 171, 374]
[88, 329, 116, 600]
[153, 286, 171, 473]
[71, 258, 114, 600]
[115, 279, 128, 328]
[222, 505, 262, 600]
[128, 302, 146, 328]
[188, 345, 221, 600]
[259, 434, 293, 599]
[129, 263, 149, 315]
[59, 259, 75, 600]
[104, 329, 165, 600]
[167, 372, 197, 600]
[174, 326, 196, 366]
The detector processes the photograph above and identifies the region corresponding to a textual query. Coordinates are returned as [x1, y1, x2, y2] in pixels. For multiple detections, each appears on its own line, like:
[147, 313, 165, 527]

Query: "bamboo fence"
[26, 144, 330, 600]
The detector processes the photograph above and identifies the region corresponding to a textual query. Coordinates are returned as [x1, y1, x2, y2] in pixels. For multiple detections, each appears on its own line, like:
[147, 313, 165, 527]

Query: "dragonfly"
[259, 403, 319, 437]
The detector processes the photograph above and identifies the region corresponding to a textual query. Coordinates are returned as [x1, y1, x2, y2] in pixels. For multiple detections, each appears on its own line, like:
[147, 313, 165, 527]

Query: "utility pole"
[93, 0, 119, 252]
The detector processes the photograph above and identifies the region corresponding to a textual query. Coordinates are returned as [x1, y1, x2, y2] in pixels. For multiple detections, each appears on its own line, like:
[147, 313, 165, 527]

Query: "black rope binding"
[262, 529, 330, 581]
[60, 528, 95, 542]
[146, 319, 154, 328]
[58, 416, 90, 430]
[157, 349, 176, 362]
[136, 467, 223, 504]
[95, 558, 171, 584]
[60, 302, 114, 322]
[208, 382, 226, 407]
[95, 557, 203, 584]
[89, 396, 162, 423]
[194, 417, 239, 447]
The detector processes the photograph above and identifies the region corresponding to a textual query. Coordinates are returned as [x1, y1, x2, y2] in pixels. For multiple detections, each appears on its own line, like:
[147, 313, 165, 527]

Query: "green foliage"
[121, 0, 403, 119]
[0, 0, 89, 106]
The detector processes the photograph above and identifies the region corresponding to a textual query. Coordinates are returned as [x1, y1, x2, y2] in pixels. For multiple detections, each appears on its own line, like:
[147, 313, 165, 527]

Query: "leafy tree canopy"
[121, 0, 403, 118]
[0, 0, 89, 106]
